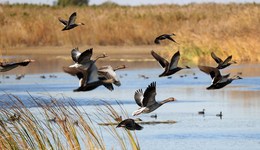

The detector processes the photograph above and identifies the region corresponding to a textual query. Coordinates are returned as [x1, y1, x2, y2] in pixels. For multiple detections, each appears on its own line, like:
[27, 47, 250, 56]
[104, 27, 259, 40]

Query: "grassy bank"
[0, 3, 259, 63]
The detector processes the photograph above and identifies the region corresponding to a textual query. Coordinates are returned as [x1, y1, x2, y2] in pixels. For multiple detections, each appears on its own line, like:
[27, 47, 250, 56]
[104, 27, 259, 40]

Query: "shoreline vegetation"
[0, 3, 259, 63]
[0, 93, 140, 149]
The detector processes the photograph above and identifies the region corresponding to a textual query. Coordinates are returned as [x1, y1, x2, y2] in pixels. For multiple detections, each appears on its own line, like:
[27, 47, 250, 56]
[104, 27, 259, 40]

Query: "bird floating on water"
[132, 82, 176, 116]
[154, 33, 178, 44]
[198, 109, 205, 115]
[116, 118, 143, 130]
[150, 114, 157, 119]
[216, 111, 223, 119]
[151, 50, 190, 77]
[198, 65, 242, 90]
[211, 52, 236, 69]
[16, 74, 25, 80]
[58, 12, 84, 31]
[0, 59, 35, 72]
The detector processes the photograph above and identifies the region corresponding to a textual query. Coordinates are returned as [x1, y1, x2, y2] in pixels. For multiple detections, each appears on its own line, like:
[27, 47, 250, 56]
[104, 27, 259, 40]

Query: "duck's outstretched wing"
[169, 51, 180, 70]
[222, 55, 232, 65]
[151, 50, 168, 68]
[198, 65, 222, 84]
[143, 82, 157, 107]
[211, 52, 223, 64]
[154, 33, 176, 44]
[68, 12, 77, 26]
[71, 47, 81, 62]
[134, 89, 143, 107]
[58, 17, 68, 26]
[78, 48, 93, 64]
[165, 34, 177, 43]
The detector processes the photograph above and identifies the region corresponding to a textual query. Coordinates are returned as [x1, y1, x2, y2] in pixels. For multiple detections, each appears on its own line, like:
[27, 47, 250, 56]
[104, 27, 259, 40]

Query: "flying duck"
[72, 54, 115, 92]
[211, 52, 236, 69]
[132, 82, 176, 116]
[154, 33, 178, 44]
[63, 47, 111, 90]
[198, 65, 242, 90]
[151, 50, 190, 77]
[0, 59, 35, 72]
[58, 12, 84, 31]
[98, 65, 127, 86]
[64, 47, 96, 80]
[116, 118, 143, 130]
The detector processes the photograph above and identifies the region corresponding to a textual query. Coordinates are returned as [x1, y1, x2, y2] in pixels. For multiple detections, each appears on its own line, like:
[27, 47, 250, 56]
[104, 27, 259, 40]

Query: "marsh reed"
[0, 93, 140, 149]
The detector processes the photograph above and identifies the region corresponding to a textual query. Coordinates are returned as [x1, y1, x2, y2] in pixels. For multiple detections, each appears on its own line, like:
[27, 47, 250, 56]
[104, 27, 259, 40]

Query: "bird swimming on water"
[216, 111, 223, 119]
[58, 12, 84, 31]
[116, 118, 143, 130]
[198, 109, 205, 115]
[132, 82, 176, 116]
[211, 52, 236, 69]
[151, 50, 190, 77]
[154, 33, 178, 44]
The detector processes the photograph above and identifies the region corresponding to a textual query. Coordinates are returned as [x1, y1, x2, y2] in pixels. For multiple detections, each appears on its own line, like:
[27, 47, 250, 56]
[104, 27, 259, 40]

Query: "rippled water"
[0, 64, 260, 150]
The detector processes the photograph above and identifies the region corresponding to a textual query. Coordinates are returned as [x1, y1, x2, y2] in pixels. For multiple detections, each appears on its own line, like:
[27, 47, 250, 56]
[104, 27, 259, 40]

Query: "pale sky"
[0, 0, 259, 5]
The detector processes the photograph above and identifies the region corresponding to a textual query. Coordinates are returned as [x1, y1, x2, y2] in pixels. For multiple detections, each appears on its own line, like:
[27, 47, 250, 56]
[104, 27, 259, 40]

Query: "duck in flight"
[64, 47, 92, 77]
[63, 47, 114, 91]
[151, 50, 190, 77]
[0, 59, 35, 72]
[64, 47, 101, 85]
[116, 118, 143, 130]
[72, 54, 115, 92]
[154, 33, 178, 44]
[58, 12, 84, 31]
[132, 82, 176, 116]
[98, 65, 127, 87]
[211, 52, 236, 69]
[198, 65, 242, 90]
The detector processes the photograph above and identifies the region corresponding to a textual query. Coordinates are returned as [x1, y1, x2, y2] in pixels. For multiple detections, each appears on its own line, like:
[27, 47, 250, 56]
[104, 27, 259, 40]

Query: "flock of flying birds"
[0, 12, 242, 130]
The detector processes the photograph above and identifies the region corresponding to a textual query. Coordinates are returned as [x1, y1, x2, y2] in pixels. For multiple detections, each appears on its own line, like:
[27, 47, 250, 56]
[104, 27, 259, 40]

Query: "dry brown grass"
[0, 93, 140, 149]
[0, 3, 259, 63]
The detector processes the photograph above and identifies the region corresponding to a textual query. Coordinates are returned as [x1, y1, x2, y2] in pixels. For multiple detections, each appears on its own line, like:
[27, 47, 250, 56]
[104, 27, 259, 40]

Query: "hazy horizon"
[0, 0, 259, 6]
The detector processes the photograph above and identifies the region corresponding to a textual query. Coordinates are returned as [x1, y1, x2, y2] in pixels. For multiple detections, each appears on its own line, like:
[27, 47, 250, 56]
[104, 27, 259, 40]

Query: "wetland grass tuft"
[0, 94, 139, 149]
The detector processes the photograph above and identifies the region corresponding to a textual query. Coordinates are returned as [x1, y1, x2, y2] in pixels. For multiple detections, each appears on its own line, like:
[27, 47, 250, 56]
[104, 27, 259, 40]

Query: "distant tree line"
[57, 0, 89, 6]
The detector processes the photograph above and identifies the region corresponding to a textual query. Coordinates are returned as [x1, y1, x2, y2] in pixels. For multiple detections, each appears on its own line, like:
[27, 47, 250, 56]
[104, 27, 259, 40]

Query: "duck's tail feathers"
[103, 83, 114, 91]
[132, 107, 146, 116]
[134, 123, 143, 130]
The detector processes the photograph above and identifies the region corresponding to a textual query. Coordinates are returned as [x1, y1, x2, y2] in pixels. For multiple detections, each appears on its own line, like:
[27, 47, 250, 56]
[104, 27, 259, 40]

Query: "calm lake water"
[0, 61, 260, 150]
